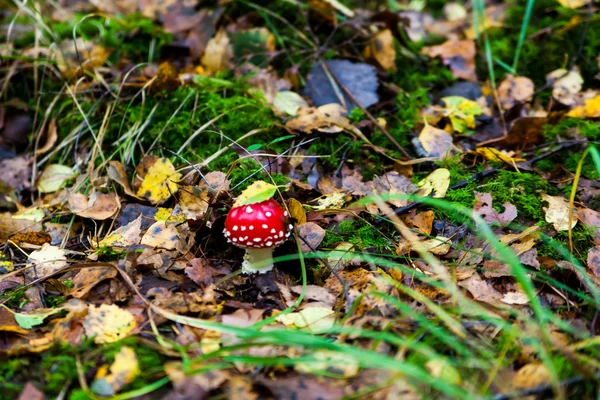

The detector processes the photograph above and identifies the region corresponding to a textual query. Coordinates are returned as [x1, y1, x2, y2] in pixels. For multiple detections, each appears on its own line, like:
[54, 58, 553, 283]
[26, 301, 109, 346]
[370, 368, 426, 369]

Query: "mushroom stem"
[242, 247, 275, 274]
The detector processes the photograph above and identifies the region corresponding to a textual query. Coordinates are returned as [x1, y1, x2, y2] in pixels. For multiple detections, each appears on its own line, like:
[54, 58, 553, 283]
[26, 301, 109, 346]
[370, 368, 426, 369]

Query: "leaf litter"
[2, 0, 600, 399]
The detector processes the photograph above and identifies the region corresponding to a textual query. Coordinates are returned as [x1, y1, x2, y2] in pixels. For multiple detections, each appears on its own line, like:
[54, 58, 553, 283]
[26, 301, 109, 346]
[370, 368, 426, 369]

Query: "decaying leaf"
[497, 75, 534, 109]
[91, 346, 140, 397]
[513, 363, 551, 389]
[68, 191, 120, 220]
[201, 29, 232, 74]
[546, 68, 583, 106]
[441, 96, 483, 133]
[275, 306, 335, 333]
[27, 243, 67, 277]
[273, 91, 309, 116]
[364, 29, 396, 71]
[421, 39, 476, 81]
[287, 198, 307, 225]
[297, 222, 326, 253]
[567, 93, 600, 118]
[286, 103, 348, 134]
[136, 157, 181, 204]
[70, 266, 117, 298]
[416, 124, 454, 158]
[417, 168, 450, 198]
[473, 192, 517, 226]
[37, 164, 76, 193]
[83, 304, 136, 344]
[326, 242, 357, 271]
[178, 185, 210, 220]
[403, 210, 435, 236]
[398, 236, 452, 256]
[140, 220, 192, 253]
[558, 0, 592, 9]
[474, 147, 525, 165]
[586, 246, 600, 276]
[98, 216, 143, 248]
[10, 307, 64, 330]
[458, 272, 503, 305]
[542, 194, 577, 231]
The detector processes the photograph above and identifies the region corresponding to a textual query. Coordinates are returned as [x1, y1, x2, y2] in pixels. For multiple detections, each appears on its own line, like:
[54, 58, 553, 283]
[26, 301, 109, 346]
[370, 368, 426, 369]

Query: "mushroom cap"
[224, 198, 292, 249]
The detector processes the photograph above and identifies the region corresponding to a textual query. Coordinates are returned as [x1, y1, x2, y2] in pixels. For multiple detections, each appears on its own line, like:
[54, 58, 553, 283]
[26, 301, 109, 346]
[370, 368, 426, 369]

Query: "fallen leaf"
[276, 306, 335, 333]
[286, 103, 348, 134]
[425, 359, 461, 385]
[9, 306, 64, 330]
[497, 75, 534, 109]
[83, 304, 136, 344]
[542, 194, 577, 231]
[501, 290, 530, 305]
[91, 346, 140, 396]
[416, 124, 454, 158]
[314, 192, 346, 210]
[442, 96, 483, 133]
[546, 68, 583, 106]
[141, 221, 191, 252]
[98, 216, 142, 248]
[514, 363, 551, 389]
[201, 29, 232, 74]
[421, 39, 476, 81]
[273, 91, 309, 116]
[364, 29, 396, 71]
[107, 161, 140, 198]
[37, 164, 76, 193]
[304, 60, 378, 111]
[403, 210, 435, 235]
[27, 243, 67, 277]
[90, 0, 137, 14]
[288, 198, 307, 225]
[326, 242, 357, 271]
[473, 192, 518, 226]
[579, 207, 600, 244]
[558, 0, 591, 8]
[233, 180, 276, 207]
[295, 350, 359, 377]
[417, 168, 450, 198]
[297, 222, 326, 252]
[566, 93, 600, 118]
[475, 147, 525, 165]
[458, 272, 503, 305]
[68, 191, 120, 220]
[586, 246, 600, 276]
[178, 185, 210, 220]
[136, 157, 181, 204]
[0, 156, 32, 193]
[70, 267, 117, 298]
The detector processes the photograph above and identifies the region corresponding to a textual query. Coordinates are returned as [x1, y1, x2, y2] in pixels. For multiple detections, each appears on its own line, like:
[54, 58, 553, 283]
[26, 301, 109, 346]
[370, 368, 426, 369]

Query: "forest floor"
[1, 0, 600, 399]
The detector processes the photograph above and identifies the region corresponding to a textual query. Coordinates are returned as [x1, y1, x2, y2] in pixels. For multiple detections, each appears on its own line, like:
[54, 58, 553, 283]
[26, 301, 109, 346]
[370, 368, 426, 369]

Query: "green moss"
[543, 118, 600, 141]
[322, 220, 392, 251]
[486, 0, 600, 87]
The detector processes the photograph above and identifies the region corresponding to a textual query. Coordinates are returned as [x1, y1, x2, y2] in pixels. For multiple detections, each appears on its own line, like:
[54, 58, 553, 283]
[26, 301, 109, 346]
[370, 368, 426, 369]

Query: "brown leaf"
[513, 363, 551, 389]
[108, 161, 140, 198]
[185, 258, 221, 286]
[35, 119, 58, 156]
[297, 222, 326, 253]
[416, 124, 454, 158]
[364, 29, 397, 71]
[0, 156, 32, 193]
[178, 185, 210, 220]
[70, 267, 117, 299]
[473, 192, 517, 226]
[17, 382, 45, 400]
[421, 39, 476, 81]
[458, 272, 503, 305]
[586, 246, 600, 276]
[542, 194, 577, 231]
[497, 75, 534, 109]
[403, 210, 434, 235]
[286, 104, 348, 134]
[578, 207, 600, 245]
[288, 198, 306, 225]
[201, 29, 233, 74]
[68, 191, 120, 220]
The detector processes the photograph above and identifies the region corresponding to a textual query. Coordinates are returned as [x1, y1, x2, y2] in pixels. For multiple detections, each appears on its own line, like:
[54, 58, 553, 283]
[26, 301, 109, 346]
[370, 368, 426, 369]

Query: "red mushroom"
[224, 198, 292, 274]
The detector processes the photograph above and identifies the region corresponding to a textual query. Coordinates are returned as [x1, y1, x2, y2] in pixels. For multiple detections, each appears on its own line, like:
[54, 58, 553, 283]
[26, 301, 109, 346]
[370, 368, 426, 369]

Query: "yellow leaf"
[91, 346, 140, 397]
[546, 68, 583, 106]
[37, 164, 76, 193]
[83, 304, 136, 344]
[567, 94, 600, 118]
[295, 350, 359, 378]
[417, 168, 450, 198]
[425, 359, 461, 385]
[288, 198, 306, 225]
[98, 215, 142, 248]
[364, 29, 396, 71]
[557, 0, 591, 9]
[417, 124, 454, 158]
[276, 306, 335, 333]
[475, 147, 525, 164]
[542, 194, 578, 232]
[233, 180, 277, 207]
[136, 157, 181, 204]
[178, 185, 210, 220]
[441, 96, 483, 133]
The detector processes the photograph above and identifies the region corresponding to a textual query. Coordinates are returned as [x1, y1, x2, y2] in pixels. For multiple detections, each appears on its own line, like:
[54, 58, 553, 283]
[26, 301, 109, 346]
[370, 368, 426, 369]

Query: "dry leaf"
[513, 363, 551, 389]
[458, 272, 503, 305]
[91, 346, 140, 397]
[178, 185, 210, 220]
[586, 246, 600, 276]
[70, 267, 117, 299]
[98, 216, 143, 248]
[497, 75, 534, 109]
[288, 198, 307, 225]
[136, 156, 181, 204]
[473, 192, 517, 226]
[297, 222, 326, 253]
[558, 0, 591, 8]
[295, 350, 359, 378]
[542, 194, 577, 231]
[474, 147, 525, 165]
[107, 161, 140, 198]
[141, 221, 191, 252]
[37, 164, 76, 193]
[364, 29, 396, 71]
[546, 68, 583, 106]
[403, 210, 435, 235]
[27, 244, 67, 277]
[417, 168, 450, 198]
[276, 306, 335, 333]
[83, 304, 136, 344]
[421, 39, 476, 81]
[566, 93, 600, 118]
[273, 91, 309, 116]
[68, 191, 120, 220]
[416, 124, 454, 158]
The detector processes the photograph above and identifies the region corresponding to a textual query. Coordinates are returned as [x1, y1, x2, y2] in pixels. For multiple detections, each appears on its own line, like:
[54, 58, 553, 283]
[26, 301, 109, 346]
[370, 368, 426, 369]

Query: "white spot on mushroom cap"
[271, 228, 276, 233]
[262, 224, 268, 229]
[279, 231, 284, 237]
[246, 206, 253, 213]
[225, 231, 231, 237]
[246, 242, 253, 246]
[284, 211, 288, 217]
[288, 224, 293, 230]
[253, 237, 262, 242]
[232, 238, 238, 242]
[241, 226, 246, 231]
[265, 211, 272, 217]
[249, 225, 254, 230]
[233, 225, 238, 231]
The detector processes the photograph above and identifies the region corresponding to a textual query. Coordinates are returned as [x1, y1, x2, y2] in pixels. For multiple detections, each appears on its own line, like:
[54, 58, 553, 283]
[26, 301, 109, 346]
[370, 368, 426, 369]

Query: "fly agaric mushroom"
[224, 198, 292, 274]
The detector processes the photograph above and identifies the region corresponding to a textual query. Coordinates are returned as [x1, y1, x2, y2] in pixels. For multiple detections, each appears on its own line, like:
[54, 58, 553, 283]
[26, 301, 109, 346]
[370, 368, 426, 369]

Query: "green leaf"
[269, 135, 296, 145]
[12, 307, 63, 329]
[233, 180, 277, 207]
[273, 91, 308, 116]
[246, 143, 263, 151]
